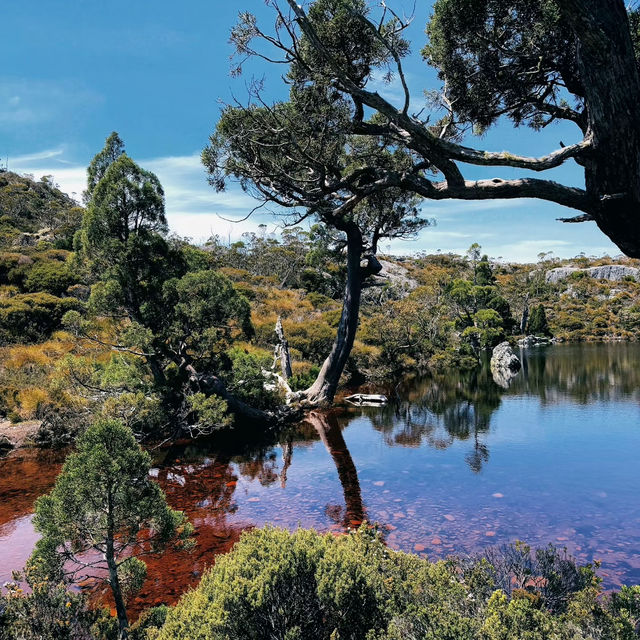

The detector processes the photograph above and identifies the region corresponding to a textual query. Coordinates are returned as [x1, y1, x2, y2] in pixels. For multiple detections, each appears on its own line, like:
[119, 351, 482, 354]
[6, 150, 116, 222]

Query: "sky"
[0, 0, 621, 262]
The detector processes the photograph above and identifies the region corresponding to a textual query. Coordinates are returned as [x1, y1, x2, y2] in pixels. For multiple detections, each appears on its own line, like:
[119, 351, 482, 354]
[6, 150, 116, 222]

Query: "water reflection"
[306, 412, 365, 527]
[363, 365, 500, 472]
[1, 343, 639, 615]
[514, 343, 640, 404]
[348, 343, 640, 472]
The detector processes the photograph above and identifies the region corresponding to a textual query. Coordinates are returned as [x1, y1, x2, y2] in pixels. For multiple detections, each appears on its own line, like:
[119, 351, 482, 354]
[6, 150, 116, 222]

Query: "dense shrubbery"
[153, 526, 640, 640]
[0, 293, 83, 344]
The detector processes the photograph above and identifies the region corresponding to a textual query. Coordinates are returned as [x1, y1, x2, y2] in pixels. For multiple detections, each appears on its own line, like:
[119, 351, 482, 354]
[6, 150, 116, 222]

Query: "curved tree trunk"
[304, 224, 367, 406]
[560, 0, 640, 257]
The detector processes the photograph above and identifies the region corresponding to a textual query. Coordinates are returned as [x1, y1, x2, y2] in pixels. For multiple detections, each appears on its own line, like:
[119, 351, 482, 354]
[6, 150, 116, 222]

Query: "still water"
[1, 342, 639, 614]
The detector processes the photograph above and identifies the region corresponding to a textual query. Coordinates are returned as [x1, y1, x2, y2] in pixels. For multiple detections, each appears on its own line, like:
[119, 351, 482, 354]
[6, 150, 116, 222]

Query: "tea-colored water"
[1, 343, 639, 619]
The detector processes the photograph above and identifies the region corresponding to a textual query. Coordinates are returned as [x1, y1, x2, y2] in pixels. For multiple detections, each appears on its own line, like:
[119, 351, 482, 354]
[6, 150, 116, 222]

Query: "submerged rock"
[490, 342, 521, 389]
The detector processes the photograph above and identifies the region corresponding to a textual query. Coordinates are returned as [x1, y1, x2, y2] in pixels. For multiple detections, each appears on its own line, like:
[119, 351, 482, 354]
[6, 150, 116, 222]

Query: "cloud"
[0, 78, 102, 132]
[11, 150, 282, 243]
[10, 148, 622, 261]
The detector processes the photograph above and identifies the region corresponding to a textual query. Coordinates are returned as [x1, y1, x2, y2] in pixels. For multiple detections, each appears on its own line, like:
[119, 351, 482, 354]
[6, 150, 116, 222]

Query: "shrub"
[0, 293, 83, 343]
[154, 527, 637, 640]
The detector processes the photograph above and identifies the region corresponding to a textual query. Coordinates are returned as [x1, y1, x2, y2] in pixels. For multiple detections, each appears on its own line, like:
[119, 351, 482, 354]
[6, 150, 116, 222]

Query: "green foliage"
[30, 419, 194, 631]
[462, 308, 505, 349]
[0, 566, 115, 640]
[289, 364, 321, 391]
[226, 347, 282, 410]
[128, 606, 169, 640]
[187, 393, 231, 433]
[0, 293, 83, 344]
[162, 269, 253, 364]
[23, 259, 74, 296]
[528, 304, 552, 337]
[85, 131, 125, 199]
[77, 153, 167, 281]
[424, 0, 580, 132]
[154, 526, 638, 640]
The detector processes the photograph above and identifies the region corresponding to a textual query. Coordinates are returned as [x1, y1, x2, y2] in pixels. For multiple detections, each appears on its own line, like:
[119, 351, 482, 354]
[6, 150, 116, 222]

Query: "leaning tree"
[206, 80, 427, 405]
[207, 0, 640, 405]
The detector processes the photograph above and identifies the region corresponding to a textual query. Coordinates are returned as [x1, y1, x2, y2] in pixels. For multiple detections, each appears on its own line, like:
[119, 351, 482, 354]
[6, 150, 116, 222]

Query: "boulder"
[585, 265, 639, 281]
[545, 267, 580, 283]
[490, 342, 521, 389]
[545, 264, 639, 284]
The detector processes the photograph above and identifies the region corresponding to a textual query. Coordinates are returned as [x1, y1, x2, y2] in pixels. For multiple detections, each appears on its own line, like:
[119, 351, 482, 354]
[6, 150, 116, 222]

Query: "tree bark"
[105, 523, 129, 639]
[274, 316, 293, 380]
[559, 0, 640, 257]
[304, 224, 365, 406]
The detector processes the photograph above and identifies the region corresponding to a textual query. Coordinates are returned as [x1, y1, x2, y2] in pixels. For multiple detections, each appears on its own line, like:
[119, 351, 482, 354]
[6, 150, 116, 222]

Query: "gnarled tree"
[206, 6, 427, 405]
[213, 0, 640, 253]
[207, 0, 640, 405]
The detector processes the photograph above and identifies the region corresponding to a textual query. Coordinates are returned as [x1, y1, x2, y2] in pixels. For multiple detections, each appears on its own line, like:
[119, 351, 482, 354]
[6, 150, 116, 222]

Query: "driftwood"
[344, 394, 388, 406]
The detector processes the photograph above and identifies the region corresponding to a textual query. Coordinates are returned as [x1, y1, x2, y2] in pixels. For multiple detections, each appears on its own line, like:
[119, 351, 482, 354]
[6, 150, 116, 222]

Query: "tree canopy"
[216, 0, 640, 258]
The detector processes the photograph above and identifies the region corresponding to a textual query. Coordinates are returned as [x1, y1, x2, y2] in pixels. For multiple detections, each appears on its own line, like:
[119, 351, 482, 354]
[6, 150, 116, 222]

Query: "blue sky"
[1, 0, 620, 262]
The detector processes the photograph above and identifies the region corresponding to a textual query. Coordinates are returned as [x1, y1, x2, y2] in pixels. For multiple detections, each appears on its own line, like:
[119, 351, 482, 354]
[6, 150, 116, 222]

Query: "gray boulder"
[545, 264, 638, 284]
[545, 267, 580, 283]
[490, 342, 522, 389]
[585, 265, 639, 281]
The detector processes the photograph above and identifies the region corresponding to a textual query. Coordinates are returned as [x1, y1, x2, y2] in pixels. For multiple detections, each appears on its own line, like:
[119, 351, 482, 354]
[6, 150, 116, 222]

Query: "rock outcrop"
[490, 342, 521, 389]
[545, 265, 639, 284]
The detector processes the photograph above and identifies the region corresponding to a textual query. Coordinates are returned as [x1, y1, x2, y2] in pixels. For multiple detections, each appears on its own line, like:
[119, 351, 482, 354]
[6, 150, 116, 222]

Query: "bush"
[0, 573, 114, 640]
[0, 293, 83, 343]
[227, 347, 282, 410]
[154, 527, 638, 640]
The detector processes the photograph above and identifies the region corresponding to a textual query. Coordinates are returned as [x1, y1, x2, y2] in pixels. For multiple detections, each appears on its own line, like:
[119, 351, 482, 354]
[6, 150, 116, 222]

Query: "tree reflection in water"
[363, 364, 501, 473]
[306, 411, 365, 528]
[346, 343, 640, 473]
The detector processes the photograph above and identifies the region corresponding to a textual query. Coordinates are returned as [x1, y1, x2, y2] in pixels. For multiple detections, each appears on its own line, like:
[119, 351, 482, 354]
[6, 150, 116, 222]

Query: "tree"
[224, 0, 640, 260]
[70, 134, 264, 431]
[85, 131, 125, 201]
[528, 304, 552, 336]
[29, 419, 194, 639]
[207, 5, 429, 405]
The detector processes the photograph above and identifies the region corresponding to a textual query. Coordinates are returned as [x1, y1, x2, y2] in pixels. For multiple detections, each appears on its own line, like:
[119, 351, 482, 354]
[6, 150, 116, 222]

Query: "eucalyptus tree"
[219, 0, 640, 259]
[206, 6, 428, 404]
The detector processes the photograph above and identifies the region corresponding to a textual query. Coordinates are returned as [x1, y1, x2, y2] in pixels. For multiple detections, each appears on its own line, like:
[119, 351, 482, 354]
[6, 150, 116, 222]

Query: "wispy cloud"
[11, 148, 622, 260]
[0, 78, 102, 132]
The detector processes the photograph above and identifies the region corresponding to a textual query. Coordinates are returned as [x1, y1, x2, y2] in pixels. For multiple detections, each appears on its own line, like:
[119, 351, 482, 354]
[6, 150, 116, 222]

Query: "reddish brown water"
[2, 344, 640, 621]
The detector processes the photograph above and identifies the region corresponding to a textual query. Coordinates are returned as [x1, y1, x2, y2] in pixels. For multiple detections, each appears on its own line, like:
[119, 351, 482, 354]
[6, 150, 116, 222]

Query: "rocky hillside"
[0, 170, 82, 250]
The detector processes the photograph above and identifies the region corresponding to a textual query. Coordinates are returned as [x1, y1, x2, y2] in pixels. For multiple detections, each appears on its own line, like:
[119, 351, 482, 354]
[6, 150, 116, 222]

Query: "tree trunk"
[520, 296, 529, 335]
[560, 0, 640, 257]
[304, 224, 364, 406]
[274, 316, 293, 380]
[106, 537, 129, 640]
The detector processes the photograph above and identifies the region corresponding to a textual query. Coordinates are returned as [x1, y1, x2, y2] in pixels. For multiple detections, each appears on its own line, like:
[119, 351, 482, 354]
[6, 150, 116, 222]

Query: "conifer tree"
[30, 419, 194, 639]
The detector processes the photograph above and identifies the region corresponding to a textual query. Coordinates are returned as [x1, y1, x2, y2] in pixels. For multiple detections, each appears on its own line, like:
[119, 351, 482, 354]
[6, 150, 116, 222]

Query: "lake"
[1, 342, 639, 615]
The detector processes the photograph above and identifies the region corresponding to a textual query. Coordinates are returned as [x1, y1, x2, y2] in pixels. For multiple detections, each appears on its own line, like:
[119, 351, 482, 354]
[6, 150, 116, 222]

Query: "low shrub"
[153, 526, 640, 640]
